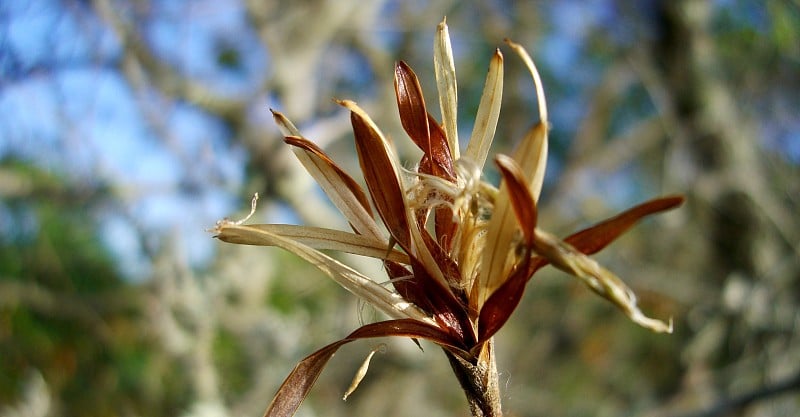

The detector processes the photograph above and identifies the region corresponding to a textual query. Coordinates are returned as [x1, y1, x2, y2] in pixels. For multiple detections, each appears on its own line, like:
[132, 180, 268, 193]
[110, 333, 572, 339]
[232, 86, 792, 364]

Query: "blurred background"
[1, 0, 799, 416]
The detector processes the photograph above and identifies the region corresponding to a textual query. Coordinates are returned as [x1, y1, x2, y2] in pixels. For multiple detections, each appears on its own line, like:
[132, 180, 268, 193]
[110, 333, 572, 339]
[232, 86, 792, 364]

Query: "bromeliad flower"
[212, 18, 683, 417]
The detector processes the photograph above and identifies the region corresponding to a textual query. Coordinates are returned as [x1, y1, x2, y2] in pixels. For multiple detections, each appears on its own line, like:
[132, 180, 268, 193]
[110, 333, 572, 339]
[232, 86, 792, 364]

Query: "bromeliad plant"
[212, 19, 683, 417]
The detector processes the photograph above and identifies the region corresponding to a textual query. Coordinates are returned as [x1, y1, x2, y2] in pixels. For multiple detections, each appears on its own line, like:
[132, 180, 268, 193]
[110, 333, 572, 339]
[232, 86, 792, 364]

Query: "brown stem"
[445, 339, 502, 417]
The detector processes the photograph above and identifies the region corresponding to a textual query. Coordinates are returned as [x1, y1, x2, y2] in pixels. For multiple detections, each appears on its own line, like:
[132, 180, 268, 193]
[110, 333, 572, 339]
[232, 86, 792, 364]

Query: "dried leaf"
[532, 229, 673, 333]
[283, 135, 383, 238]
[494, 154, 538, 245]
[384, 260, 460, 341]
[342, 344, 386, 401]
[417, 114, 457, 249]
[264, 340, 342, 417]
[470, 188, 515, 312]
[271, 109, 302, 136]
[505, 39, 548, 123]
[395, 61, 430, 148]
[342, 100, 412, 249]
[409, 256, 473, 344]
[264, 319, 468, 417]
[424, 113, 456, 181]
[213, 222, 429, 322]
[407, 212, 457, 298]
[217, 223, 409, 264]
[565, 196, 685, 255]
[284, 136, 373, 217]
[524, 196, 685, 279]
[472, 124, 546, 311]
[464, 50, 503, 170]
[477, 253, 531, 343]
[384, 261, 424, 305]
[272, 108, 379, 238]
[395, 61, 455, 181]
[474, 155, 541, 342]
[337, 102, 455, 317]
[511, 122, 548, 202]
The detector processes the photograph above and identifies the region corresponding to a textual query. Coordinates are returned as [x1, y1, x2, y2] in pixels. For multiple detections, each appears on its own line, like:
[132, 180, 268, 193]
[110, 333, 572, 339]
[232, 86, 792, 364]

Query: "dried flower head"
[212, 18, 683, 417]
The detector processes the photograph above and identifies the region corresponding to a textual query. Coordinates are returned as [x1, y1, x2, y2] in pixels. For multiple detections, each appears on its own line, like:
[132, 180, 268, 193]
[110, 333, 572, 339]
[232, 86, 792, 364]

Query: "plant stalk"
[445, 339, 502, 417]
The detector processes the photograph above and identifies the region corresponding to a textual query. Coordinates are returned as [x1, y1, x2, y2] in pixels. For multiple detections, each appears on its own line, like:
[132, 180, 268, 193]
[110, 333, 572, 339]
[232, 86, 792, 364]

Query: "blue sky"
[1, 0, 252, 277]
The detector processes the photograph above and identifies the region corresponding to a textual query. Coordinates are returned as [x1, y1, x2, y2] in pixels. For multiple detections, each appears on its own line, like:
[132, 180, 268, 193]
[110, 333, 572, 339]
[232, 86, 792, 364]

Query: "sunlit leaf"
[272, 108, 380, 238]
[284, 136, 373, 217]
[524, 196, 685, 279]
[474, 155, 541, 342]
[395, 61, 456, 181]
[344, 101, 452, 296]
[511, 122, 548, 202]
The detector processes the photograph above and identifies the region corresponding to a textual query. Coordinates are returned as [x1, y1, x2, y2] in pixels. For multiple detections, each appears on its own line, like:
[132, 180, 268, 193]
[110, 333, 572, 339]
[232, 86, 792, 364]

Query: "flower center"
[405, 158, 497, 290]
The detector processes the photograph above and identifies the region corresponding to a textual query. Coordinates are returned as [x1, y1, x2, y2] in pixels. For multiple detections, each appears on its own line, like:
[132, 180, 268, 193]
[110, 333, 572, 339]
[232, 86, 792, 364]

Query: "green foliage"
[267, 250, 337, 316]
[213, 328, 253, 402]
[0, 161, 191, 416]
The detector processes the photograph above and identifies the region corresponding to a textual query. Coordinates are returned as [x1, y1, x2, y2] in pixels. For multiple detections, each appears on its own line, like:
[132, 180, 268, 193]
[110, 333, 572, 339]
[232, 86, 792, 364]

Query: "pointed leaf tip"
[477, 252, 531, 342]
[565, 195, 685, 256]
[272, 109, 302, 137]
[505, 39, 548, 123]
[263, 319, 467, 417]
[284, 135, 374, 218]
[395, 61, 431, 148]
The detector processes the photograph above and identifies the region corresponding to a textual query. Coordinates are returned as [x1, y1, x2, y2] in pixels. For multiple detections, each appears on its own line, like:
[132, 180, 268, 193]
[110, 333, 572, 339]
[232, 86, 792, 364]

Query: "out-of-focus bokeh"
[1, 1, 798, 416]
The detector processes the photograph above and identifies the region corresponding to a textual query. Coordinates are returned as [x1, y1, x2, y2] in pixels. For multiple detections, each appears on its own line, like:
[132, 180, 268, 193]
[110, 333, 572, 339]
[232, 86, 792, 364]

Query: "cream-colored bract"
[434, 18, 459, 159]
[464, 50, 503, 171]
[213, 217, 431, 324]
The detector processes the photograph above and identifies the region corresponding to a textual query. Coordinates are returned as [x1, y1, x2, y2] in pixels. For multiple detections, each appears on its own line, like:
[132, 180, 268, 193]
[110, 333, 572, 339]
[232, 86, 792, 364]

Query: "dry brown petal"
[345, 101, 412, 249]
[395, 61, 431, 149]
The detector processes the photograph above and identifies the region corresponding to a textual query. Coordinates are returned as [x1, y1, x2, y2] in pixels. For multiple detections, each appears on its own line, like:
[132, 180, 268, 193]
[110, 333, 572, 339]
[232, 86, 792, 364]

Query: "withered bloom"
[213, 18, 683, 417]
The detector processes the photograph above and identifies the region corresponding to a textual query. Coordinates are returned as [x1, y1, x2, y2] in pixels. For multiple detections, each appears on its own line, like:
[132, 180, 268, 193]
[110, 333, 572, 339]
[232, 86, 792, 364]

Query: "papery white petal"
[218, 223, 409, 264]
[273, 111, 385, 239]
[464, 50, 503, 170]
[434, 18, 459, 160]
[214, 222, 430, 322]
